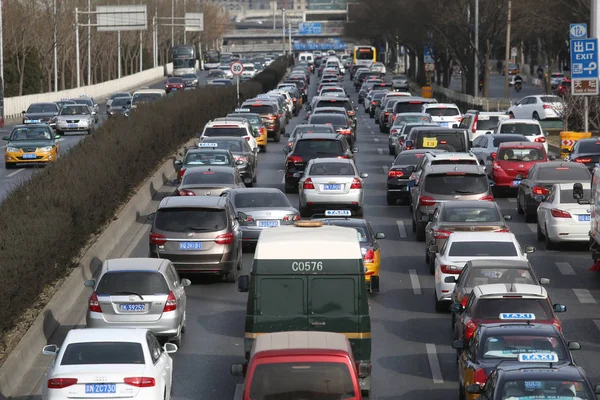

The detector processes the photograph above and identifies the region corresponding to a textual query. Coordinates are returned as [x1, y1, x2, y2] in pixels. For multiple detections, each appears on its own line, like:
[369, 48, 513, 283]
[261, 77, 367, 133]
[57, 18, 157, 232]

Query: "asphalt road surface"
[449, 71, 544, 102]
[16, 69, 600, 400]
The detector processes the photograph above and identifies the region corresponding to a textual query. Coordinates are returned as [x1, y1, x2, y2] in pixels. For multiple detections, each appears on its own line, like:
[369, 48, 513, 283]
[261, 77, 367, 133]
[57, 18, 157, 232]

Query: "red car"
[164, 77, 184, 93]
[555, 78, 571, 97]
[490, 142, 548, 189]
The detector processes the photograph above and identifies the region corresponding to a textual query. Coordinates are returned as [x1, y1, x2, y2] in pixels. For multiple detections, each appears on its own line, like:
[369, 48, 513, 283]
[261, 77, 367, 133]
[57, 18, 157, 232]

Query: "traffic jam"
[21, 47, 600, 400]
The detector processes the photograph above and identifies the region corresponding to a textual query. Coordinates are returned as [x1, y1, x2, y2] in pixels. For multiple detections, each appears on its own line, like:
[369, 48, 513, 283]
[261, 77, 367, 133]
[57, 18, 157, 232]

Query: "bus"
[204, 49, 221, 69]
[353, 45, 376, 67]
[172, 44, 196, 76]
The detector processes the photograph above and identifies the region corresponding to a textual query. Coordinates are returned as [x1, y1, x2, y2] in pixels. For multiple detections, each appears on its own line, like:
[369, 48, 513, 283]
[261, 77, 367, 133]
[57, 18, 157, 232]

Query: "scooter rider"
[514, 74, 523, 91]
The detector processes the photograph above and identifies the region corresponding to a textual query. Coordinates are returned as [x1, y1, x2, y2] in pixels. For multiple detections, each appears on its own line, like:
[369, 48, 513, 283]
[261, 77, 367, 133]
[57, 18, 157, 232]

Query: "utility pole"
[272, 1, 276, 30]
[183, 0, 186, 44]
[282, 9, 286, 55]
[0, 0, 4, 90]
[474, 0, 479, 98]
[53, 0, 58, 91]
[503, 0, 512, 99]
[288, 21, 292, 55]
[87, 0, 91, 86]
[171, 0, 174, 45]
[75, 8, 81, 87]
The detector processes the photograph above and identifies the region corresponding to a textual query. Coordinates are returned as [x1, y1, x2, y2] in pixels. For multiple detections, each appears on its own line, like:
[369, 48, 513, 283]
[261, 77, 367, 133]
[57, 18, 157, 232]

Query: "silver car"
[224, 187, 299, 245]
[84, 258, 190, 346]
[53, 104, 95, 135]
[298, 157, 368, 217]
[71, 96, 100, 122]
[177, 165, 245, 197]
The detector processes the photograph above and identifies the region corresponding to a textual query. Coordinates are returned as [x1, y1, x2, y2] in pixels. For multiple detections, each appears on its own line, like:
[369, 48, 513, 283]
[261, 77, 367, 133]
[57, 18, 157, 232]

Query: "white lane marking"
[374, 138, 380, 142]
[396, 220, 407, 238]
[281, 174, 285, 184]
[382, 165, 389, 174]
[506, 198, 516, 203]
[555, 262, 575, 276]
[123, 224, 152, 257]
[377, 148, 384, 155]
[573, 289, 596, 304]
[408, 269, 422, 295]
[425, 343, 444, 384]
[593, 320, 600, 335]
[233, 383, 243, 400]
[6, 168, 24, 178]
[370, 131, 375, 135]
[527, 223, 537, 233]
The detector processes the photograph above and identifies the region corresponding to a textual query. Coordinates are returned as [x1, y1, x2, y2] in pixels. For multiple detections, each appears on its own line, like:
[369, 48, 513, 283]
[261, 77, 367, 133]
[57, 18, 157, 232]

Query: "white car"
[422, 103, 462, 128]
[493, 119, 548, 153]
[241, 63, 257, 79]
[218, 64, 234, 79]
[371, 62, 386, 75]
[507, 95, 564, 120]
[200, 120, 258, 151]
[536, 182, 591, 249]
[41, 328, 177, 400]
[430, 232, 535, 311]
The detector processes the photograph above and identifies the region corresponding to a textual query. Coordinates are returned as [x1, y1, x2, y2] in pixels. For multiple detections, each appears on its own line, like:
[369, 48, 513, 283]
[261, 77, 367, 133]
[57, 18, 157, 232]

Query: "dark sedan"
[22, 102, 59, 125]
[106, 97, 131, 117]
[387, 149, 441, 205]
[201, 136, 258, 187]
[566, 138, 600, 171]
[181, 73, 199, 89]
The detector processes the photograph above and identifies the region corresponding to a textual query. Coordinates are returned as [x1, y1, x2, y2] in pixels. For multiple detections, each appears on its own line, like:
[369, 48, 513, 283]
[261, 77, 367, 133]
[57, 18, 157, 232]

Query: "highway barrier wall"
[0, 57, 290, 398]
[5, 63, 174, 119]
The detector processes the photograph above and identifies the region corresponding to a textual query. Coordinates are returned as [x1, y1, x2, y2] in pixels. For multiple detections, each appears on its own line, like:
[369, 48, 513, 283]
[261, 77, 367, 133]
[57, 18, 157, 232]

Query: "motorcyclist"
[537, 65, 544, 79]
[514, 74, 523, 91]
[496, 60, 502, 74]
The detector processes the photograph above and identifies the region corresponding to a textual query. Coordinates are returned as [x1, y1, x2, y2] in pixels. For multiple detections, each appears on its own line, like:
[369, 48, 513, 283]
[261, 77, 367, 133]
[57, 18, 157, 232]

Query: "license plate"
[67, 124, 78, 128]
[179, 242, 202, 250]
[439, 122, 449, 127]
[24, 119, 39, 123]
[258, 220, 280, 228]
[119, 303, 145, 312]
[578, 215, 591, 222]
[512, 180, 521, 187]
[323, 184, 342, 190]
[85, 384, 117, 394]
[22, 153, 37, 159]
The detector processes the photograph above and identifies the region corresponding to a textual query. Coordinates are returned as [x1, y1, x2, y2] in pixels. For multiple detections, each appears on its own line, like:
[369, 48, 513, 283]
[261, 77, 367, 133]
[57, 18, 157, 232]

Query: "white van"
[298, 52, 314, 65]
[130, 88, 166, 109]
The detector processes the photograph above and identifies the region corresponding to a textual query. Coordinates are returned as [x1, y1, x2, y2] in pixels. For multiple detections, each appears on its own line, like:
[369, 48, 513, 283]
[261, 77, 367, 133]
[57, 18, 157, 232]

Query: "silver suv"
[410, 164, 493, 241]
[148, 196, 243, 282]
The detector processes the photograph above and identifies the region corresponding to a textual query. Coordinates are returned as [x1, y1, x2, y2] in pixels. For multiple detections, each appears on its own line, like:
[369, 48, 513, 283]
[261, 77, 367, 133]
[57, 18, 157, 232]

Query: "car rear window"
[394, 101, 429, 113]
[61, 342, 145, 365]
[310, 162, 355, 175]
[316, 100, 352, 111]
[295, 139, 344, 156]
[309, 114, 348, 127]
[394, 152, 427, 165]
[441, 207, 500, 222]
[155, 208, 227, 232]
[203, 127, 247, 137]
[372, 92, 386, 100]
[426, 107, 460, 117]
[228, 114, 261, 125]
[431, 158, 478, 166]
[476, 116, 506, 131]
[424, 173, 488, 195]
[184, 151, 232, 166]
[472, 298, 551, 320]
[464, 267, 535, 288]
[242, 104, 276, 114]
[449, 241, 518, 257]
[540, 96, 561, 103]
[96, 271, 169, 294]
[499, 123, 542, 136]
[480, 334, 567, 360]
[416, 132, 467, 152]
[537, 166, 591, 181]
[578, 140, 600, 153]
[497, 147, 545, 161]
[394, 115, 432, 125]
[182, 171, 234, 185]
[492, 135, 527, 147]
[560, 189, 591, 203]
[233, 192, 290, 208]
[293, 125, 336, 135]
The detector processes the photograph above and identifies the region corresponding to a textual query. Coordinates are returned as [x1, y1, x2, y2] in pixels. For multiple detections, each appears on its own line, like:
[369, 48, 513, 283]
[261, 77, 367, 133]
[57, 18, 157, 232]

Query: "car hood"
[55, 114, 91, 120]
[24, 112, 57, 120]
[6, 140, 55, 149]
[109, 107, 129, 113]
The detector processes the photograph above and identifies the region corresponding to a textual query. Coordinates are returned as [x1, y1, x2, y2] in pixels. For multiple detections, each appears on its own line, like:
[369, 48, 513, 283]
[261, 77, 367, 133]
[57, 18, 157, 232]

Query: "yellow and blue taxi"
[3, 124, 60, 168]
[312, 210, 385, 292]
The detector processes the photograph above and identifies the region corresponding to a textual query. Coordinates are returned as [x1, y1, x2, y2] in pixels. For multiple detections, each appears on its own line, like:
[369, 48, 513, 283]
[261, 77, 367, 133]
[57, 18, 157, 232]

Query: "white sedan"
[536, 182, 591, 249]
[507, 95, 564, 120]
[429, 231, 535, 312]
[42, 328, 177, 400]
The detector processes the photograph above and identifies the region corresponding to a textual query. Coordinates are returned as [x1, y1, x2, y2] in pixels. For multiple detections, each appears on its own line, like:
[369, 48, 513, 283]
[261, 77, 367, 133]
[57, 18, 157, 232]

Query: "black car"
[181, 73, 199, 89]
[106, 97, 131, 117]
[312, 97, 356, 129]
[387, 150, 442, 205]
[454, 323, 580, 399]
[516, 161, 591, 222]
[359, 82, 391, 105]
[22, 102, 59, 125]
[201, 136, 258, 187]
[308, 113, 354, 146]
[566, 138, 600, 171]
[368, 91, 388, 118]
[283, 133, 357, 193]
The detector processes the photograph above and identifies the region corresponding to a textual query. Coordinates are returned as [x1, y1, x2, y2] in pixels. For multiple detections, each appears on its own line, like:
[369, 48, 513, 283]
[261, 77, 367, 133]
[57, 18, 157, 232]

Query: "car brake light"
[494, 228, 511, 232]
[244, 137, 250, 141]
[534, 137, 546, 143]
[419, 196, 436, 206]
[551, 208, 572, 218]
[178, 168, 186, 179]
[533, 186, 549, 195]
[461, 296, 468, 307]
[215, 232, 234, 245]
[88, 292, 102, 313]
[149, 232, 167, 245]
[576, 158, 592, 163]
[363, 248, 375, 264]
[474, 368, 488, 386]
[543, 104, 550, 109]
[391, 115, 396, 121]
[303, 178, 315, 189]
[163, 291, 177, 312]
[178, 190, 195, 196]
[384, 112, 390, 116]
[350, 178, 362, 189]
[465, 320, 477, 339]
[372, 101, 377, 105]
[288, 155, 303, 163]
[480, 195, 494, 201]
[266, 115, 277, 120]
[440, 264, 461, 274]
[472, 115, 478, 133]
[338, 129, 352, 135]
[283, 214, 300, 221]
[124, 377, 156, 387]
[391, 129, 398, 134]
[491, 152, 497, 159]
[434, 230, 452, 239]
[48, 378, 78, 389]
[388, 170, 404, 177]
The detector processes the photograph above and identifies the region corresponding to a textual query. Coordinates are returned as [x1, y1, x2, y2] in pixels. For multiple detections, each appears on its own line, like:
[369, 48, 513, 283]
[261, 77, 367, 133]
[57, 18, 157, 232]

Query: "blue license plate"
[323, 184, 342, 190]
[24, 119, 39, 123]
[67, 124, 78, 128]
[22, 153, 36, 159]
[578, 215, 591, 222]
[512, 180, 521, 187]
[120, 303, 145, 312]
[85, 384, 117, 394]
[258, 220, 279, 228]
[179, 241, 202, 250]
[439, 122, 449, 127]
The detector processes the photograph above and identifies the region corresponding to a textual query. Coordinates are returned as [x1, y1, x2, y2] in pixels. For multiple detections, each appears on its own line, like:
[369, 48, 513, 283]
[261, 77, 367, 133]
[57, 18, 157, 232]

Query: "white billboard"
[97, 6, 147, 32]
[185, 13, 204, 32]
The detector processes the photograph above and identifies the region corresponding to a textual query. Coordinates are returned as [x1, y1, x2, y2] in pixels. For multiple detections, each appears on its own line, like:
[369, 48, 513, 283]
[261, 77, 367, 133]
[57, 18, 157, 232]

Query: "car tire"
[253, 173, 257, 183]
[524, 204, 536, 223]
[5, 163, 14, 169]
[355, 207, 364, 217]
[225, 265, 238, 283]
[429, 256, 435, 275]
[533, 111, 540, 120]
[545, 224, 556, 250]
[299, 205, 311, 218]
[260, 145, 266, 152]
[425, 247, 430, 264]
[375, 118, 379, 125]
[386, 193, 396, 205]
[370, 112, 375, 118]
[412, 216, 417, 232]
[537, 222, 545, 241]
[389, 147, 395, 155]
[451, 312, 457, 330]
[517, 193, 524, 214]
[273, 130, 281, 143]
[434, 293, 447, 312]
[284, 180, 295, 194]
[416, 222, 426, 242]
[459, 384, 466, 400]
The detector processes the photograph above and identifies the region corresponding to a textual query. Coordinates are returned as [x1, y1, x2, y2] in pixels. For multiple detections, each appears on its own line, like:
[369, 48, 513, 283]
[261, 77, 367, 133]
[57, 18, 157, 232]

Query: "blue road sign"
[570, 38, 598, 79]
[298, 22, 322, 35]
[570, 23, 588, 39]
[424, 45, 434, 64]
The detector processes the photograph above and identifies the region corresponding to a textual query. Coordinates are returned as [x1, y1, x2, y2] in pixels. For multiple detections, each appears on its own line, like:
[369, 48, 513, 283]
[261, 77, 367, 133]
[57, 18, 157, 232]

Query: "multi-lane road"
[15, 67, 600, 400]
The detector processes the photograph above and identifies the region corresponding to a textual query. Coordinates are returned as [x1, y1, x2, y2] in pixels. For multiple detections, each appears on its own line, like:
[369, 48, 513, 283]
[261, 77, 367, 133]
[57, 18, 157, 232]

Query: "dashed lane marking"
[555, 262, 575, 276]
[382, 165, 389, 174]
[425, 344, 444, 384]
[6, 168, 24, 178]
[573, 288, 596, 304]
[374, 138, 380, 142]
[396, 220, 407, 238]
[409, 269, 422, 295]
[527, 223, 537, 233]
[506, 198, 516, 203]
[377, 148, 384, 155]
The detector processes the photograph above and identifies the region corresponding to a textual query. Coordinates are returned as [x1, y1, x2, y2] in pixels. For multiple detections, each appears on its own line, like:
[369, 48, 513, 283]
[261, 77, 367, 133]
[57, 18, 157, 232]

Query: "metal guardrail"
[422, 82, 514, 112]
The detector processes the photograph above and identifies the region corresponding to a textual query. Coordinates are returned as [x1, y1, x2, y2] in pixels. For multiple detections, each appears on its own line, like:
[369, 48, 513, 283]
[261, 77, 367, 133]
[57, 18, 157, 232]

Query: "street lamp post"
[53, 0, 58, 91]
[0, 0, 4, 90]
[474, 0, 479, 98]
[282, 9, 286, 56]
[87, 0, 91, 85]
[503, 0, 512, 99]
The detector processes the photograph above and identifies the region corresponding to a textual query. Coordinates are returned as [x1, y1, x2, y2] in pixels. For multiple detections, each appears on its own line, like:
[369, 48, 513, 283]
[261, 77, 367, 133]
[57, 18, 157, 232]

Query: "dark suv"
[313, 97, 356, 129]
[240, 101, 283, 142]
[283, 133, 357, 193]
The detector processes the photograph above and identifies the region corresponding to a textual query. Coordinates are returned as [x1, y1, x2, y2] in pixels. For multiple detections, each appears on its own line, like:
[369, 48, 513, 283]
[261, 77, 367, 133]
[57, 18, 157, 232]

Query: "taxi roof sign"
[235, 108, 250, 112]
[518, 353, 559, 363]
[499, 313, 536, 320]
[198, 143, 218, 148]
[325, 210, 352, 217]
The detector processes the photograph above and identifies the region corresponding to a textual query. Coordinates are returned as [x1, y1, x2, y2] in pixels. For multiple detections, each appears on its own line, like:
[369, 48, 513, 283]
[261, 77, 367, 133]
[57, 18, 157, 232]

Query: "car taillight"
[472, 115, 478, 133]
[384, 112, 390, 116]
[391, 115, 397, 121]
[266, 115, 277, 120]
[543, 104, 550, 109]
[348, 111, 355, 116]
[124, 377, 156, 387]
[551, 208, 572, 218]
[303, 178, 315, 189]
[288, 155, 303, 163]
[215, 232, 234, 245]
[434, 230, 452, 239]
[461, 296, 468, 307]
[338, 129, 352, 135]
[465, 320, 477, 339]
[244, 136, 250, 141]
[480, 195, 494, 201]
[491, 152, 497, 159]
[533, 186, 549, 195]
[576, 157, 592, 163]
[235, 156, 247, 163]
[419, 196, 436, 206]
[391, 129, 398, 134]
[363, 248, 375, 264]
[48, 378, 78, 389]
[350, 178, 362, 189]
[474, 368, 488, 386]
[494, 228, 511, 232]
[535, 137, 546, 143]
[440, 264, 461, 274]
[178, 168, 186, 179]
[89, 292, 102, 313]
[163, 291, 177, 312]
[283, 214, 300, 221]
[372, 101, 377, 105]
[492, 162, 501, 170]
[150, 232, 167, 245]
[260, 127, 266, 135]
[178, 190, 195, 196]
[388, 170, 404, 177]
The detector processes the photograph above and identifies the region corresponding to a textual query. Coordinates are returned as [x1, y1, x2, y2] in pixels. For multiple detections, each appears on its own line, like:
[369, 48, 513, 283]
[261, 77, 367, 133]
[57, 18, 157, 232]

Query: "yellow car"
[4, 124, 59, 168]
[255, 125, 268, 152]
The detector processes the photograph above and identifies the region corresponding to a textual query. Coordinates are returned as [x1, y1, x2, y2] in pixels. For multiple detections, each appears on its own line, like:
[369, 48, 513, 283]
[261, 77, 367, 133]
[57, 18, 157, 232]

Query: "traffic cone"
[590, 260, 600, 272]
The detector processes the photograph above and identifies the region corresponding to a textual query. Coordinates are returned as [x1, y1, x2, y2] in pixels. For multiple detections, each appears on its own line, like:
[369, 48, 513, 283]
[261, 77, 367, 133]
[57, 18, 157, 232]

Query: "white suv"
[458, 110, 511, 141]
[422, 103, 462, 128]
[492, 119, 548, 153]
[409, 151, 481, 184]
[200, 120, 258, 151]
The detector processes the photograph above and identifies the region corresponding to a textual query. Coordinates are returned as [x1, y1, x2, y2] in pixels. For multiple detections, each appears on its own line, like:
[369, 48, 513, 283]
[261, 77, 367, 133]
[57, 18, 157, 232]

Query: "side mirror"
[181, 278, 191, 287]
[553, 303, 567, 313]
[230, 363, 245, 377]
[406, 165, 415, 173]
[2, 136, 9, 141]
[485, 131, 492, 135]
[174, 160, 183, 167]
[147, 212, 156, 221]
[42, 344, 59, 355]
[573, 182, 584, 200]
[84, 279, 95, 288]
[237, 212, 248, 222]
[359, 172, 368, 179]
[428, 245, 439, 254]
[238, 275, 249, 292]
[452, 340, 465, 350]
[561, 147, 570, 154]
[283, 146, 291, 153]
[568, 341, 581, 350]
[539, 278, 550, 285]
[450, 303, 463, 313]
[444, 276, 457, 283]
[466, 384, 482, 394]
[524, 245, 536, 254]
[503, 215, 512, 221]
[236, 159, 245, 165]
[452, 124, 458, 128]
[55, 134, 61, 139]
[163, 343, 178, 354]
[375, 232, 386, 240]
[515, 174, 523, 180]
[352, 147, 359, 153]
[21, 110, 26, 114]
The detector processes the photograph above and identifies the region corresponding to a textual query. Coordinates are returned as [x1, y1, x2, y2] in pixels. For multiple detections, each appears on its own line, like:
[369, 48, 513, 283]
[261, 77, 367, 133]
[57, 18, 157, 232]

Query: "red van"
[231, 331, 363, 400]
[490, 141, 548, 189]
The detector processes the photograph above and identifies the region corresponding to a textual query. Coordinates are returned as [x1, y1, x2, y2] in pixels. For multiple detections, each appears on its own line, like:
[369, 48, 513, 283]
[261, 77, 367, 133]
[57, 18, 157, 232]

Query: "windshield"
[309, 162, 355, 175]
[155, 208, 227, 232]
[59, 106, 90, 115]
[541, 96, 562, 103]
[233, 192, 290, 208]
[424, 174, 489, 195]
[111, 98, 130, 107]
[132, 93, 162, 104]
[441, 207, 500, 222]
[184, 151, 233, 166]
[463, 267, 535, 288]
[294, 140, 344, 156]
[182, 74, 197, 79]
[182, 171, 234, 185]
[27, 103, 57, 113]
[61, 342, 145, 365]
[203, 127, 247, 137]
[538, 166, 591, 181]
[309, 115, 348, 127]
[578, 140, 600, 153]
[500, 379, 592, 399]
[208, 70, 225, 77]
[449, 241, 518, 257]
[96, 271, 169, 295]
[393, 152, 426, 165]
[499, 123, 542, 136]
[481, 334, 567, 360]
[167, 78, 184, 83]
[498, 148, 545, 161]
[10, 126, 53, 141]
[426, 107, 460, 117]
[173, 58, 195, 68]
[110, 93, 129, 100]
[249, 362, 356, 400]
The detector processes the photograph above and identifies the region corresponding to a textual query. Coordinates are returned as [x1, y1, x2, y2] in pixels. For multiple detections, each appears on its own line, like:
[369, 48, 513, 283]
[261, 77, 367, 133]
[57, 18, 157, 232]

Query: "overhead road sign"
[96, 6, 148, 31]
[424, 46, 434, 64]
[185, 13, 204, 32]
[298, 22, 322, 35]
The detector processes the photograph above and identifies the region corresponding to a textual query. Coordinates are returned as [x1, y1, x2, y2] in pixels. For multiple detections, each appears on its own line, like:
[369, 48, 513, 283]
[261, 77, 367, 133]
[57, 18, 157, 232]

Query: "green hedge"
[0, 58, 288, 338]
